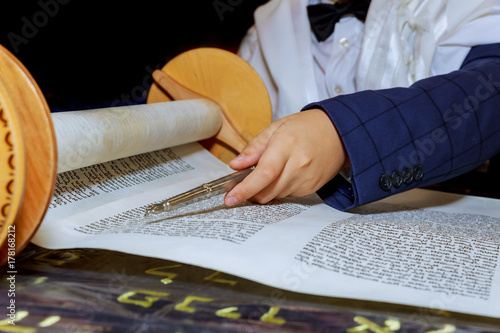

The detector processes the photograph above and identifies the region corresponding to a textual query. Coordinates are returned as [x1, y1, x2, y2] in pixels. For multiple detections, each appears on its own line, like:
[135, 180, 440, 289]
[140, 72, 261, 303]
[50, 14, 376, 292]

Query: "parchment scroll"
[52, 99, 222, 173]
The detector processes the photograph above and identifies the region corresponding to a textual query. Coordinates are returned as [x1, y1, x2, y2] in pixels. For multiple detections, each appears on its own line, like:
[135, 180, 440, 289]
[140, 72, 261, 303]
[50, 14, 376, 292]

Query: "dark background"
[0, 0, 268, 111]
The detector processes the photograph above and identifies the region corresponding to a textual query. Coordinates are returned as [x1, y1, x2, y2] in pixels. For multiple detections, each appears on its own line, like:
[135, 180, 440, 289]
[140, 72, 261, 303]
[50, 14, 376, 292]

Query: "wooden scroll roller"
[0, 45, 271, 265]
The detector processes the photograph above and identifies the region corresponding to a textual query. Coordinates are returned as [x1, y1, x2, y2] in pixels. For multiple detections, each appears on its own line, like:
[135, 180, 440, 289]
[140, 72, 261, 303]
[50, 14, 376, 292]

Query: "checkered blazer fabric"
[304, 43, 500, 211]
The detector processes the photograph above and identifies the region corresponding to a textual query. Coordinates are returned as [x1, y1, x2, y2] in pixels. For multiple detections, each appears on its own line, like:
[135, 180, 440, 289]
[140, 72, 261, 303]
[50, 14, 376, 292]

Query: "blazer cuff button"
[402, 168, 413, 185]
[391, 171, 402, 188]
[414, 165, 424, 181]
[379, 174, 392, 191]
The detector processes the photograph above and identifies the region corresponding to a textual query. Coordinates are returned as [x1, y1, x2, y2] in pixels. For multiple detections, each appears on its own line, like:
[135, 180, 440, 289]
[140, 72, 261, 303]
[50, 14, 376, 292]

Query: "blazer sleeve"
[303, 43, 500, 211]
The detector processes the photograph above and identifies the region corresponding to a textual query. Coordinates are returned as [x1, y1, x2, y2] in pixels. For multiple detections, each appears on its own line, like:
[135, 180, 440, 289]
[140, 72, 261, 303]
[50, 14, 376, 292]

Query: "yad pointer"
[144, 166, 254, 216]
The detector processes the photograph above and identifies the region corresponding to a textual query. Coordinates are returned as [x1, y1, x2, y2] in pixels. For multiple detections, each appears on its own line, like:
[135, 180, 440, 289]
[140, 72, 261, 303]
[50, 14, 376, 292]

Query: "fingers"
[225, 138, 289, 206]
[224, 109, 348, 207]
[225, 118, 309, 205]
[229, 121, 280, 170]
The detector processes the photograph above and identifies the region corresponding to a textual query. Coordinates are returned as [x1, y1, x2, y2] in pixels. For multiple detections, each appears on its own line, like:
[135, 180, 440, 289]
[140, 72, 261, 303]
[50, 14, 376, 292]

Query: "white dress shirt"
[238, 0, 500, 121]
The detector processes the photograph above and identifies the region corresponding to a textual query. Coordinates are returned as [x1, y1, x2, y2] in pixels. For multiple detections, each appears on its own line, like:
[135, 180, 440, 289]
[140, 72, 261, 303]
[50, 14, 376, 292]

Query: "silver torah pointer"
[144, 166, 254, 216]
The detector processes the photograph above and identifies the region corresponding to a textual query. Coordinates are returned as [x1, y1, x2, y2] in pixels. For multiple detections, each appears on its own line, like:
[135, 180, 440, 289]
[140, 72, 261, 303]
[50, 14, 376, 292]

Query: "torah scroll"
[52, 99, 222, 173]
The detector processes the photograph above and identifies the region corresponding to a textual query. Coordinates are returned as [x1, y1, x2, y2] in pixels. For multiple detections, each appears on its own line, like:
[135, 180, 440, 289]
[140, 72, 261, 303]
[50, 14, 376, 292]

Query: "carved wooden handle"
[152, 69, 249, 154]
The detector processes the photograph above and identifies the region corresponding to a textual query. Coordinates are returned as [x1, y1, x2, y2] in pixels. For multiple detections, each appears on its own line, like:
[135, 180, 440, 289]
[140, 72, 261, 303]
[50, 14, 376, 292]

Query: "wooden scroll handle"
[147, 47, 272, 163]
[152, 70, 248, 154]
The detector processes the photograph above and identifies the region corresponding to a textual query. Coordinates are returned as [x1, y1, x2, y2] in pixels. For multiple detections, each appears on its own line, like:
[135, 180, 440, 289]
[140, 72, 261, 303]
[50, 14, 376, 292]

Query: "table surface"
[2, 243, 499, 333]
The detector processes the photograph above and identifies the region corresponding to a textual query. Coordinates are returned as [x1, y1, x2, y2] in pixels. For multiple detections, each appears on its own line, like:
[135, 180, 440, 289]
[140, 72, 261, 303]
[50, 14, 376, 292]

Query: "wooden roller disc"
[148, 47, 271, 163]
[0, 44, 57, 266]
[0, 53, 26, 259]
[0, 46, 271, 265]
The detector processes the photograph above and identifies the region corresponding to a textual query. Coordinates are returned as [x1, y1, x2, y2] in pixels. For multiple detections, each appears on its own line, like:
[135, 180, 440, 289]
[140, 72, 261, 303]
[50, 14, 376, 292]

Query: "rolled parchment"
[52, 99, 222, 173]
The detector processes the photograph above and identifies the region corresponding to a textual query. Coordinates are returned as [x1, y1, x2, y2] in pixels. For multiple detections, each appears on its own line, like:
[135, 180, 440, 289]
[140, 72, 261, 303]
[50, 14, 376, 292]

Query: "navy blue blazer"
[304, 43, 500, 211]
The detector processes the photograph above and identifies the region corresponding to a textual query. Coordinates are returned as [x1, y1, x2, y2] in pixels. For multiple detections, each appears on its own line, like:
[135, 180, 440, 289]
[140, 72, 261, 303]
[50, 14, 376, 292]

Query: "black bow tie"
[307, 1, 371, 42]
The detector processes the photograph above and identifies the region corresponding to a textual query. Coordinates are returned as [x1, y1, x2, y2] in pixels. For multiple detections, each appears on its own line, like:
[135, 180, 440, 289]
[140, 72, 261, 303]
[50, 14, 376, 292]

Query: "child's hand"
[224, 109, 349, 206]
